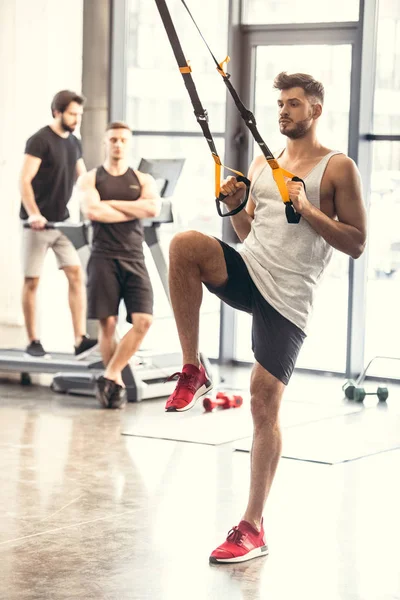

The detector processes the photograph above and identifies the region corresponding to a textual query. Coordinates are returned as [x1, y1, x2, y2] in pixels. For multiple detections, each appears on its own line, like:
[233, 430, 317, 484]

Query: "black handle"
[23, 222, 55, 229]
[285, 176, 306, 224]
[215, 175, 251, 217]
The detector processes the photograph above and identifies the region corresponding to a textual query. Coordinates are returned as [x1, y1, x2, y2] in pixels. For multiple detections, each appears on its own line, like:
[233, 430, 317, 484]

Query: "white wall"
[0, 0, 84, 351]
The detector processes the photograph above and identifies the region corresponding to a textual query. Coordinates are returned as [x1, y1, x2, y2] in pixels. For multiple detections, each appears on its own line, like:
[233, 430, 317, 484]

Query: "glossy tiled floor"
[0, 367, 399, 600]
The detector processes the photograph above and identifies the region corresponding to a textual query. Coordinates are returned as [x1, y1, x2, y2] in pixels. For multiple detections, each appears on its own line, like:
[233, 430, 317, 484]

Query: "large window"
[125, 0, 230, 359]
[127, 0, 228, 133]
[364, 0, 400, 378]
[364, 143, 400, 378]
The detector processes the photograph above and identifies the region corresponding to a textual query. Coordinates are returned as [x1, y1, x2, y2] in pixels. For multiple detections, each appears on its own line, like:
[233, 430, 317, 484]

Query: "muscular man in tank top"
[77, 122, 161, 409]
[164, 73, 367, 563]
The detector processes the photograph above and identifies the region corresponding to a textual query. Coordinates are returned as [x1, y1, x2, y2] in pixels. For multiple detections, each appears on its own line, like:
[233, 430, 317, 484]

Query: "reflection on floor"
[0, 366, 399, 600]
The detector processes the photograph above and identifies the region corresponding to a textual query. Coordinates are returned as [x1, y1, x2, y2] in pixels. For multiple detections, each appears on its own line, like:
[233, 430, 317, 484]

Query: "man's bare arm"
[288, 156, 367, 259]
[76, 158, 87, 179]
[78, 171, 132, 223]
[104, 172, 161, 219]
[20, 154, 43, 216]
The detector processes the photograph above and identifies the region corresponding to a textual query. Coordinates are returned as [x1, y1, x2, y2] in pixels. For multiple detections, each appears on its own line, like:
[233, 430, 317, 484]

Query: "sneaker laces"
[165, 371, 198, 393]
[227, 526, 244, 546]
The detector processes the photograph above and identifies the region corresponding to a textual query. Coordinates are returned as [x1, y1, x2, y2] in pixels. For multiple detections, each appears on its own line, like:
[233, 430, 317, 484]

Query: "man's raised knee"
[169, 230, 207, 261]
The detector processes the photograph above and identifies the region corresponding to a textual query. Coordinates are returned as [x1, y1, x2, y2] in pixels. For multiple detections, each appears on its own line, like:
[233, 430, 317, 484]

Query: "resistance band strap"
[154, 0, 250, 216]
[180, 0, 274, 161]
[154, 0, 218, 161]
[180, 0, 303, 223]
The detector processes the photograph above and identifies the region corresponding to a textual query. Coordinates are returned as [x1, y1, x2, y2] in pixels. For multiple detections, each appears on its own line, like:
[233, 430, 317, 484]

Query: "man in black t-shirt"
[20, 89, 96, 358]
[78, 122, 161, 409]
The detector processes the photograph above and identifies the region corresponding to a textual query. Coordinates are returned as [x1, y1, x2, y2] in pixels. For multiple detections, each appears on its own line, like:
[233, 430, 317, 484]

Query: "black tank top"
[91, 166, 144, 259]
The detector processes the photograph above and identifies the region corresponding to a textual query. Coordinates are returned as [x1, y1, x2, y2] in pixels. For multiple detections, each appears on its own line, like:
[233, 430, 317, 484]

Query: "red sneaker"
[165, 363, 212, 412]
[209, 519, 268, 564]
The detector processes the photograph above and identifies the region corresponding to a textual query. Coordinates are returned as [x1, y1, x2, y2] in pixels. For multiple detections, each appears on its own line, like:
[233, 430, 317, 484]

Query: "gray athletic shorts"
[21, 225, 80, 278]
[204, 239, 306, 385]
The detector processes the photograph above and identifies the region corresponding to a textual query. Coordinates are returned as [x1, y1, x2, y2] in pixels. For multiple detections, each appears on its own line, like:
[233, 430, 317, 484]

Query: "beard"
[280, 116, 313, 140]
[60, 115, 75, 133]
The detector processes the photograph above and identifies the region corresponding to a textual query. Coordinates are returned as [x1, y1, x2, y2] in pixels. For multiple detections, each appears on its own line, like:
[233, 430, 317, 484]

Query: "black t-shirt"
[91, 166, 145, 260]
[20, 126, 83, 221]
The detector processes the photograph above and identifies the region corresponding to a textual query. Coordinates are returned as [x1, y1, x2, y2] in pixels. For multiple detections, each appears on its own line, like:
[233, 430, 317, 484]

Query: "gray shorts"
[22, 226, 80, 278]
[204, 239, 306, 385]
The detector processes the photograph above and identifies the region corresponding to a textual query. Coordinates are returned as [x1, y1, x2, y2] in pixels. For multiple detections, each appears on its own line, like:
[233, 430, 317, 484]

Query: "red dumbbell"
[203, 393, 243, 412]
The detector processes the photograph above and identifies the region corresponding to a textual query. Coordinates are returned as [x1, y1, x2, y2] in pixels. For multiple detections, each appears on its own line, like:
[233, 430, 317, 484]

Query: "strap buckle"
[194, 109, 209, 123]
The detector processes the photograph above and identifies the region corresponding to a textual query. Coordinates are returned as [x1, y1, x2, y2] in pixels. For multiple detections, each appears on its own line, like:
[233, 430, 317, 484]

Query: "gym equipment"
[52, 158, 214, 402]
[342, 355, 397, 403]
[352, 386, 389, 403]
[203, 392, 243, 412]
[0, 220, 99, 388]
[155, 0, 304, 223]
[343, 380, 389, 403]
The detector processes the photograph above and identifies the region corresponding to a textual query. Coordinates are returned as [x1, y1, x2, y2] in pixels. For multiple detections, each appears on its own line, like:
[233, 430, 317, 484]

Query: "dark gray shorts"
[204, 239, 306, 385]
[87, 255, 153, 323]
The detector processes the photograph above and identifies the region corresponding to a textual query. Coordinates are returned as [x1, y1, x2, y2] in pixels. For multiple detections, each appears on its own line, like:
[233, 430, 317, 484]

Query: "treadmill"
[52, 158, 213, 402]
[0, 221, 103, 387]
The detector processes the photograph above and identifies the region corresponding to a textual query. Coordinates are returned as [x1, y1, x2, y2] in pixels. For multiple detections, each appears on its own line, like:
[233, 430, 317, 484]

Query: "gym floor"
[0, 366, 399, 600]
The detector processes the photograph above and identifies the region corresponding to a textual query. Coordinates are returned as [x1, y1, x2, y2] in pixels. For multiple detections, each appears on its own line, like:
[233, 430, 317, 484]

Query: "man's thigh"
[170, 231, 229, 288]
[203, 238, 254, 314]
[51, 231, 80, 269]
[22, 227, 55, 278]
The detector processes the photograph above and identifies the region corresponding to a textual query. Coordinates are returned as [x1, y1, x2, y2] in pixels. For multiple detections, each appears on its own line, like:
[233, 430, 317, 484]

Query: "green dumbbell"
[353, 387, 366, 402]
[353, 386, 389, 403]
[377, 387, 389, 402]
[342, 379, 356, 400]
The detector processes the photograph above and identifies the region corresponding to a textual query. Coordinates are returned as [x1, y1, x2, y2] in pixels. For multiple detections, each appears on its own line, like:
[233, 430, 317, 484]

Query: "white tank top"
[240, 150, 342, 332]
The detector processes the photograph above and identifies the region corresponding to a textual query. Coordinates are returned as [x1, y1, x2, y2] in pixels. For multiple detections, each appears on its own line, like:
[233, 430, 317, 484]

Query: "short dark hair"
[273, 72, 324, 104]
[51, 90, 86, 117]
[106, 121, 132, 132]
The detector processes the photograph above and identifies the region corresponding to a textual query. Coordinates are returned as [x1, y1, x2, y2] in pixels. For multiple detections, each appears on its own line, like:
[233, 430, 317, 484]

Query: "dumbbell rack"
[343, 355, 400, 403]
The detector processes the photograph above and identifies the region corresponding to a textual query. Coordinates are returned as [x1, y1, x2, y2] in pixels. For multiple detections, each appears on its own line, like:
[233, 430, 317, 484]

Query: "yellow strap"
[213, 156, 221, 197]
[213, 155, 298, 204]
[267, 159, 297, 204]
[212, 154, 245, 197]
[179, 62, 192, 74]
[212, 57, 297, 205]
[217, 55, 230, 77]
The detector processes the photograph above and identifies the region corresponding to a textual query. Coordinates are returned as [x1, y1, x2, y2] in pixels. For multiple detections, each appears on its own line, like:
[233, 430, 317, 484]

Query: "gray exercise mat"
[234, 409, 400, 464]
[122, 403, 253, 446]
[121, 398, 359, 447]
